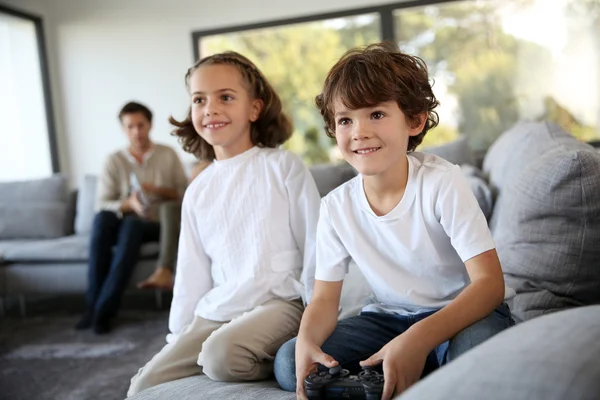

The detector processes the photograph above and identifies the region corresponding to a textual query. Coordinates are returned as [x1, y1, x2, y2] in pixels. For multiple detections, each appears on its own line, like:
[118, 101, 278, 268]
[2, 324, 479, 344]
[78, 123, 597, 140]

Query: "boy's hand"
[295, 341, 338, 400]
[360, 331, 429, 400]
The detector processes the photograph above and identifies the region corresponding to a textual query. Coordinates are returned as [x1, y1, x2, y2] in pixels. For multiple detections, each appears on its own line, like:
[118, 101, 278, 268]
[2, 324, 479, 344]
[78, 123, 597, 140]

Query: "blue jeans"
[86, 211, 160, 320]
[274, 303, 514, 392]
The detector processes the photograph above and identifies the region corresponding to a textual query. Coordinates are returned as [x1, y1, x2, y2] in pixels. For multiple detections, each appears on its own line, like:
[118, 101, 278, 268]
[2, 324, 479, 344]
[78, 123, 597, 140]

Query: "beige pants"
[127, 299, 303, 397]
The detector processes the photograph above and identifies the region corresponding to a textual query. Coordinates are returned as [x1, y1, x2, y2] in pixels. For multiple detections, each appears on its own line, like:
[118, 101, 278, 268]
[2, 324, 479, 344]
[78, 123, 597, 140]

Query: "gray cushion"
[2, 259, 159, 294]
[0, 236, 159, 262]
[309, 163, 356, 197]
[0, 175, 71, 239]
[398, 305, 600, 400]
[460, 164, 493, 220]
[338, 261, 372, 320]
[0, 203, 71, 239]
[483, 121, 592, 191]
[0, 174, 68, 203]
[75, 175, 98, 235]
[128, 375, 295, 400]
[483, 121, 600, 323]
[421, 135, 475, 166]
[483, 121, 593, 232]
[496, 148, 600, 322]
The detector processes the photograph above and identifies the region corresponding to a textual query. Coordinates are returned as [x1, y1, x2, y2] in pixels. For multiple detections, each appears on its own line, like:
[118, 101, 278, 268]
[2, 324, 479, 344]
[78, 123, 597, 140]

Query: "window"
[0, 6, 57, 181]
[193, 0, 600, 162]
[396, 0, 600, 151]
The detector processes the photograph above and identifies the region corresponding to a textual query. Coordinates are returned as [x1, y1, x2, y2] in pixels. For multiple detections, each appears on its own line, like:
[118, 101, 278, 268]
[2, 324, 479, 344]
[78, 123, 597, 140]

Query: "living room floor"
[0, 295, 169, 400]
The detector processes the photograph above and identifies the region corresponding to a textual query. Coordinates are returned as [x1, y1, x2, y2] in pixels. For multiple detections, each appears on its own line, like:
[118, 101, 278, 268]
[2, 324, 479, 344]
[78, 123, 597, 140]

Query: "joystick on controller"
[305, 365, 384, 399]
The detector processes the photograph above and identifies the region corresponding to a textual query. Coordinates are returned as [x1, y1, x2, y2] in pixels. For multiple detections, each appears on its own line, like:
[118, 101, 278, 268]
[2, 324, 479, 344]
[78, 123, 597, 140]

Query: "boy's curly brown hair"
[315, 42, 439, 152]
[170, 51, 293, 161]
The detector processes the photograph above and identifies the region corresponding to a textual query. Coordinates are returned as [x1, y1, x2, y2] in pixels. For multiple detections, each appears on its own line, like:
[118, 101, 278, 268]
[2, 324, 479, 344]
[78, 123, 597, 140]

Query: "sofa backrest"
[421, 134, 476, 166]
[74, 162, 358, 236]
[308, 162, 357, 197]
[74, 175, 98, 235]
[0, 174, 74, 239]
[483, 121, 600, 322]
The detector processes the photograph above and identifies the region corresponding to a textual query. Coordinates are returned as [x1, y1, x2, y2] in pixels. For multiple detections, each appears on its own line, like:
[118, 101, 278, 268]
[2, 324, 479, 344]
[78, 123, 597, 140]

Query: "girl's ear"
[250, 99, 264, 122]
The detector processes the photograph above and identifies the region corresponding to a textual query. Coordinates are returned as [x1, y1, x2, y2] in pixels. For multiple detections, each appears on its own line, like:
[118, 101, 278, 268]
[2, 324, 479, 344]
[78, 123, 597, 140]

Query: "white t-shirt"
[316, 152, 500, 314]
[168, 146, 320, 341]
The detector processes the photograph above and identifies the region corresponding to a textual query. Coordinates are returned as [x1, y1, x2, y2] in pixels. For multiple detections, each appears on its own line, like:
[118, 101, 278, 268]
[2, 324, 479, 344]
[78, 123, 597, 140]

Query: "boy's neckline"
[357, 154, 416, 220]
[212, 146, 260, 167]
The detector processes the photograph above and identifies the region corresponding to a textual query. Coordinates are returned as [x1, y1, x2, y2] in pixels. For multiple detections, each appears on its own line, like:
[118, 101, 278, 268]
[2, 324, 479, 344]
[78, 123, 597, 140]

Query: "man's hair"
[315, 42, 439, 151]
[118, 101, 153, 123]
[170, 51, 293, 161]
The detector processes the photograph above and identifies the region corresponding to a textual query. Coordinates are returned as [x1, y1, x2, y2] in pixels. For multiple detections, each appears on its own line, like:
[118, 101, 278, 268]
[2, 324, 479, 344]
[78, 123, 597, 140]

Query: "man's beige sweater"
[95, 143, 188, 221]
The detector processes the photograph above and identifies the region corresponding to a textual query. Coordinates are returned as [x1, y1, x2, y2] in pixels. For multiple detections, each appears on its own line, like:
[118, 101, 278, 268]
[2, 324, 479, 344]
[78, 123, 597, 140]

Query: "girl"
[127, 51, 321, 396]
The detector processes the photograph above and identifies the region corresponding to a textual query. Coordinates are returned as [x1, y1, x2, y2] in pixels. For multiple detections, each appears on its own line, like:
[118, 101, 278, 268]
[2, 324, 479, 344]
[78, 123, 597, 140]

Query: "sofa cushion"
[483, 121, 600, 322]
[483, 121, 593, 232]
[0, 236, 159, 263]
[496, 148, 600, 322]
[398, 306, 600, 400]
[0, 174, 68, 203]
[2, 259, 159, 295]
[0, 203, 71, 239]
[460, 164, 494, 220]
[338, 260, 372, 320]
[309, 163, 356, 197]
[128, 375, 295, 400]
[421, 135, 475, 166]
[0, 175, 71, 239]
[75, 175, 98, 235]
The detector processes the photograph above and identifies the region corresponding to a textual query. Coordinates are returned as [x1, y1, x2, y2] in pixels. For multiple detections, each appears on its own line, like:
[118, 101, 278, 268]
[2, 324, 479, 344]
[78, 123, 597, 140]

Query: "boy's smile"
[333, 100, 423, 177]
[353, 146, 381, 155]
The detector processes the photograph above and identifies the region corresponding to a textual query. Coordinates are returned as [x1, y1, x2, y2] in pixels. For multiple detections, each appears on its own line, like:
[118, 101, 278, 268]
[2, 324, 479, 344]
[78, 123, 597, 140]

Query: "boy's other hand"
[295, 341, 338, 400]
[360, 331, 428, 400]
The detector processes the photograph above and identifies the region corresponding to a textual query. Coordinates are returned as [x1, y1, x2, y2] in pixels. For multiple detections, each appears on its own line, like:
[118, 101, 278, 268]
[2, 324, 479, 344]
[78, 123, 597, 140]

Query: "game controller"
[305, 365, 384, 399]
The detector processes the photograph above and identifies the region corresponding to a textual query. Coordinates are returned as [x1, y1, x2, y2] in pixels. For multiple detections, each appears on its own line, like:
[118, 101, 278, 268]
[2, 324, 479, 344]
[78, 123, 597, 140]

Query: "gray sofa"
[129, 121, 600, 400]
[0, 161, 358, 315]
[0, 174, 167, 315]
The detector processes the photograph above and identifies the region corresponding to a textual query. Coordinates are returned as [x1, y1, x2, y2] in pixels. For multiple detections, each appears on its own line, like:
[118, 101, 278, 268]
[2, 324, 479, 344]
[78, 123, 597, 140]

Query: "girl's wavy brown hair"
[170, 51, 293, 161]
[315, 42, 439, 152]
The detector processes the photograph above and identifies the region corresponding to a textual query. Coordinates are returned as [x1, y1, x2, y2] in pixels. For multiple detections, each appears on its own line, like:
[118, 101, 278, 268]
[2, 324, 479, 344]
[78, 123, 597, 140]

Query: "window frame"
[190, 0, 460, 61]
[0, 4, 59, 173]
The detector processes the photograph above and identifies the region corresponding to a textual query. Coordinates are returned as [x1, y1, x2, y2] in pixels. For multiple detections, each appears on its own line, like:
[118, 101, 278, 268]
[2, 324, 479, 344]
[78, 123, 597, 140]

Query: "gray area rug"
[0, 296, 169, 400]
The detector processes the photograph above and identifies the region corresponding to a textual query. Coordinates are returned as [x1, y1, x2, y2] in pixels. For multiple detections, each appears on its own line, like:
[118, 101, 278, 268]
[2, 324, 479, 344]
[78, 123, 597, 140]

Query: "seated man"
[137, 159, 211, 290]
[75, 101, 188, 334]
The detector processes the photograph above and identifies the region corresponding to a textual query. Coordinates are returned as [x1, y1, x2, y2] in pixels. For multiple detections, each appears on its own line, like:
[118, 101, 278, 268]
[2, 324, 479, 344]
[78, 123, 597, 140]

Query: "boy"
[274, 42, 514, 400]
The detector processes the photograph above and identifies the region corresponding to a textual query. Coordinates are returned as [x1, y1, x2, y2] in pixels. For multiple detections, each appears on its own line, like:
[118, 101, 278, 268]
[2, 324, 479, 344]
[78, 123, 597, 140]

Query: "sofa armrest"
[398, 305, 600, 400]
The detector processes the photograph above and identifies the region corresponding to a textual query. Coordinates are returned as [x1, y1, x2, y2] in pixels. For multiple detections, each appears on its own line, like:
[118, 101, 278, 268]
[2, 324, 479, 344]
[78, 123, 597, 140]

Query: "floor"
[0, 295, 169, 400]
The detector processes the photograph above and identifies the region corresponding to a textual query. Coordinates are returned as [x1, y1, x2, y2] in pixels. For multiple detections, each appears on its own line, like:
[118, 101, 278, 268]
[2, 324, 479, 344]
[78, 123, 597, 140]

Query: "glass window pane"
[199, 14, 381, 164]
[395, 0, 600, 150]
[0, 12, 52, 181]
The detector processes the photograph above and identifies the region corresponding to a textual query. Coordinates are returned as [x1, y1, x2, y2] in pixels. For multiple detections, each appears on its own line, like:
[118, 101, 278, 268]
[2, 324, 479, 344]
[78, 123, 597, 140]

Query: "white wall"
[0, 0, 402, 186]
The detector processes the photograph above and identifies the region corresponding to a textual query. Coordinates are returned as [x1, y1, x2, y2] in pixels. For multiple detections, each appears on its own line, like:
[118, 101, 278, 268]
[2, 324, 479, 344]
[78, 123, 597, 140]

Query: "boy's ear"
[409, 112, 428, 136]
[250, 99, 264, 122]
